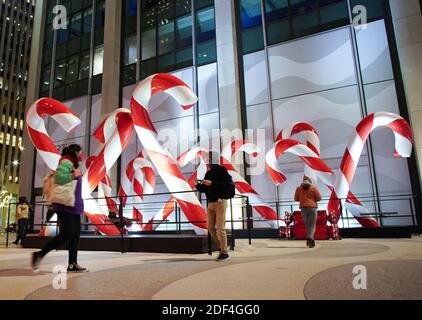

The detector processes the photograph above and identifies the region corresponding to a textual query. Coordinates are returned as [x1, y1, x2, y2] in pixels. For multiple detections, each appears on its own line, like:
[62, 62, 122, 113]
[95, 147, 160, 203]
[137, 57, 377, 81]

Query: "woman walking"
[294, 176, 322, 248]
[32, 145, 88, 273]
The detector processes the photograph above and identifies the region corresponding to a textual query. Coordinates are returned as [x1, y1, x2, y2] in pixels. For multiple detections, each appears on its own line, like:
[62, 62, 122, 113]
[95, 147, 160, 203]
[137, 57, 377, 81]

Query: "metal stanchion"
[119, 196, 125, 254]
[6, 203, 11, 248]
[230, 198, 235, 251]
[246, 197, 252, 246]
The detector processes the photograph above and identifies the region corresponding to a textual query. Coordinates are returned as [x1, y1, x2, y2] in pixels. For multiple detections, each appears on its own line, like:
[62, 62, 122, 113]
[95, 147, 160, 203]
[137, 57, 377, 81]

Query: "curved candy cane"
[142, 147, 208, 232]
[82, 109, 135, 235]
[328, 112, 413, 224]
[130, 156, 156, 230]
[27, 98, 81, 237]
[266, 139, 336, 186]
[131, 73, 207, 234]
[276, 122, 379, 227]
[221, 140, 283, 228]
[26, 98, 81, 170]
[85, 156, 119, 214]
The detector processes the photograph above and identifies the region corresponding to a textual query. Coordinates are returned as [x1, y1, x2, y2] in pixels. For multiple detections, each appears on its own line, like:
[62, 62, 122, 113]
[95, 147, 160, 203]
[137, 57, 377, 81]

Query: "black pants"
[15, 218, 28, 244]
[39, 212, 81, 265]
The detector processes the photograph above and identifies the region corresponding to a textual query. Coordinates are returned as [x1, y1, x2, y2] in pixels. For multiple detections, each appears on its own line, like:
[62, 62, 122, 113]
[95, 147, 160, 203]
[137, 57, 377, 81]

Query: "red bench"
[291, 210, 329, 240]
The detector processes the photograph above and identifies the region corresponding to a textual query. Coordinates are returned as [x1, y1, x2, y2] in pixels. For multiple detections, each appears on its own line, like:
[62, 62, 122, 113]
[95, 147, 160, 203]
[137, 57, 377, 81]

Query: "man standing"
[13, 197, 31, 245]
[196, 152, 232, 262]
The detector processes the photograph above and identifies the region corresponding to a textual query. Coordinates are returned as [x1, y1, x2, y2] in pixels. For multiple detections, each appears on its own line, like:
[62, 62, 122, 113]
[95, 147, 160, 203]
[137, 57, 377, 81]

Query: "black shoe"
[216, 253, 230, 262]
[31, 252, 42, 271]
[67, 263, 89, 273]
[12, 241, 19, 245]
[310, 240, 316, 248]
[306, 239, 311, 248]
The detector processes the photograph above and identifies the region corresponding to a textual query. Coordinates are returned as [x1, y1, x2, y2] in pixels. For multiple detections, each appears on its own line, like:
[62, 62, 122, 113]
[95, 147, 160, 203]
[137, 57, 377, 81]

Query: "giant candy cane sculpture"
[327, 112, 413, 223]
[81, 108, 135, 235]
[141, 148, 208, 232]
[27, 98, 80, 237]
[220, 141, 283, 228]
[131, 74, 208, 234]
[275, 122, 379, 227]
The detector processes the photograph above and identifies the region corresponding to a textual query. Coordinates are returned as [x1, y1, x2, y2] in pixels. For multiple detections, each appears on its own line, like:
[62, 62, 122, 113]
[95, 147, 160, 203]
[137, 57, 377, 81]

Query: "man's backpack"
[220, 175, 236, 200]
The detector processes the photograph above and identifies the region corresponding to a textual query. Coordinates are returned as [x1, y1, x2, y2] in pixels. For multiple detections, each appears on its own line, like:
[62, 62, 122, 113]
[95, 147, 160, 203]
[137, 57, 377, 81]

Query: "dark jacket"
[196, 164, 231, 203]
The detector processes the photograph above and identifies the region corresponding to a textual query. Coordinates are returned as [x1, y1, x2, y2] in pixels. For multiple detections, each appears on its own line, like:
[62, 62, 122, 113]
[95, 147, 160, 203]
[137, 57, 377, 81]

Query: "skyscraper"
[0, 0, 35, 227]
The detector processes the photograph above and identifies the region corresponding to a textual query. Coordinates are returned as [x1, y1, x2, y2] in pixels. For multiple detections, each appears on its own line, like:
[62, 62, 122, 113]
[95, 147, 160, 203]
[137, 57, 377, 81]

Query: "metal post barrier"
[246, 197, 252, 246]
[276, 202, 281, 240]
[6, 203, 11, 248]
[119, 196, 125, 254]
[230, 198, 234, 251]
[410, 198, 416, 227]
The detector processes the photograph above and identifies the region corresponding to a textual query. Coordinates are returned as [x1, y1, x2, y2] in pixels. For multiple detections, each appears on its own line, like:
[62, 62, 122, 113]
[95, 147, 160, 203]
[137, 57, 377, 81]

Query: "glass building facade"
[23, 0, 422, 233]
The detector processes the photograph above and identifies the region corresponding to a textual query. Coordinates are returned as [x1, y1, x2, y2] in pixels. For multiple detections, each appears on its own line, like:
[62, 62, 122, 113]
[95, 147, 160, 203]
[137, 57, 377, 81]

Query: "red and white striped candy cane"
[142, 148, 208, 232]
[328, 112, 413, 224]
[266, 139, 336, 186]
[27, 98, 81, 237]
[82, 108, 135, 235]
[130, 156, 156, 230]
[276, 122, 379, 227]
[84, 156, 119, 214]
[26, 98, 81, 170]
[221, 140, 283, 228]
[131, 73, 207, 234]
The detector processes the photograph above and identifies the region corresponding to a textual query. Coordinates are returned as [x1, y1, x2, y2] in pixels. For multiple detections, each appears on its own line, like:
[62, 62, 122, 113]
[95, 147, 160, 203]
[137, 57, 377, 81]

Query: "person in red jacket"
[294, 176, 322, 248]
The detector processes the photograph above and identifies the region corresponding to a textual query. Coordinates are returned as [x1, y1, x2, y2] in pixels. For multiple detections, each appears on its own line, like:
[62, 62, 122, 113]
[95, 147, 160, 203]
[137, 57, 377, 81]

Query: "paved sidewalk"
[1, 237, 422, 300]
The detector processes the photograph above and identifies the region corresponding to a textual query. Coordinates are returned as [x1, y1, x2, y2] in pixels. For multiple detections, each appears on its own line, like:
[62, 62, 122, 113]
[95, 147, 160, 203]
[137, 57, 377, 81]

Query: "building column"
[100, 0, 122, 187]
[214, 0, 243, 134]
[101, 0, 122, 115]
[389, 0, 422, 185]
[19, 0, 47, 200]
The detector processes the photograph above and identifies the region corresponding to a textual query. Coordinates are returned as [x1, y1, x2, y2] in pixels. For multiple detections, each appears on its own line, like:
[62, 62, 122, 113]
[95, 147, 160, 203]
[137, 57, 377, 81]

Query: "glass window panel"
[196, 7, 215, 42]
[69, 12, 82, 39]
[71, 0, 83, 13]
[55, 60, 66, 88]
[124, 34, 138, 65]
[239, 0, 262, 29]
[142, 28, 156, 60]
[197, 39, 216, 65]
[157, 0, 174, 24]
[176, 0, 192, 16]
[79, 51, 91, 80]
[350, 0, 385, 21]
[242, 26, 264, 53]
[320, 0, 349, 30]
[41, 65, 51, 92]
[292, 10, 319, 38]
[141, 4, 156, 30]
[95, 1, 106, 28]
[57, 29, 69, 44]
[289, 0, 318, 15]
[93, 46, 104, 75]
[83, 8, 93, 33]
[196, 0, 213, 10]
[267, 19, 291, 45]
[141, 58, 157, 79]
[265, 0, 288, 23]
[45, 26, 54, 49]
[158, 53, 175, 72]
[176, 47, 193, 65]
[66, 55, 79, 84]
[125, 0, 138, 17]
[158, 21, 175, 55]
[176, 15, 193, 48]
